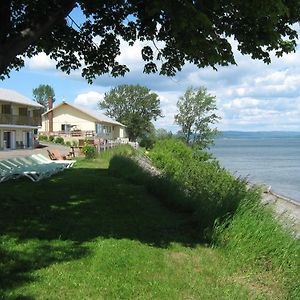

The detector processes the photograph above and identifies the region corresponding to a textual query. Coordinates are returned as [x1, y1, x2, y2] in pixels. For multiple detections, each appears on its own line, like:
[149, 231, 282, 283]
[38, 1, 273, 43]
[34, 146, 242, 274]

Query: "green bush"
[48, 135, 55, 142]
[38, 135, 48, 141]
[139, 135, 157, 150]
[81, 142, 96, 159]
[179, 160, 247, 237]
[148, 138, 247, 239]
[149, 138, 194, 177]
[55, 136, 64, 144]
[65, 141, 71, 147]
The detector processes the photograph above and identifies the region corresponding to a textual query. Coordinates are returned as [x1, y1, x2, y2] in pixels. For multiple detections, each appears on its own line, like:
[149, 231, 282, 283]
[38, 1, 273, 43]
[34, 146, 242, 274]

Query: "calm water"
[210, 138, 300, 202]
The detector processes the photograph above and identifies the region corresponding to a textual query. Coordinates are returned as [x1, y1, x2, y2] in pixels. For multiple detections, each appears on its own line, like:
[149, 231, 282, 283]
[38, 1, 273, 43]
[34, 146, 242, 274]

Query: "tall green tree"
[1, 1, 300, 81]
[32, 84, 55, 110]
[99, 85, 162, 141]
[175, 87, 220, 149]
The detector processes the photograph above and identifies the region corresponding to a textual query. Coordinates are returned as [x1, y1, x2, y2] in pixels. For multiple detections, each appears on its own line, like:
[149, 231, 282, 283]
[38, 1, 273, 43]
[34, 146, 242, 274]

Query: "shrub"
[81, 142, 96, 159]
[148, 138, 194, 177]
[139, 135, 157, 150]
[178, 160, 247, 237]
[149, 138, 247, 239]
[48, 135, 55, 142]
[38, 135, 48, 141]
[55, 136, 64, 144]
[65, 141, 71, 147]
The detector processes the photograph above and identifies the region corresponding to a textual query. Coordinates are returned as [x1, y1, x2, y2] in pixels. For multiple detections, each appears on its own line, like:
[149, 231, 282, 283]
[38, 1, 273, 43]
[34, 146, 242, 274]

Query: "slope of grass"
[0, 151, 291, 299]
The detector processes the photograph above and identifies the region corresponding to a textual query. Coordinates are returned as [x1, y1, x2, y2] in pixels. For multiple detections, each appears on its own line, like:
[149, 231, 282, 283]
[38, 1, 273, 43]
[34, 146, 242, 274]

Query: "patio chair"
[17, 156, 65, 174]
[31, 153, 75, 168]
[47, 149, 73, 161]
[0, 161, 22, 182]
[7, 157, 64, 182]
[0, 160, 24, 181]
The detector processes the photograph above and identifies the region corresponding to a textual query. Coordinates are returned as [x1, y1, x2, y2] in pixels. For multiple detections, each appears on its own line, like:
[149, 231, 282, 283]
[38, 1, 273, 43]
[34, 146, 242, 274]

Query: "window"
[61, 124, 72, 132]
[104, 126, 112, 133]
[2, 104, 11, 114]
[33, 109, 41, 117]
[19, 107, 28, 116]
[95, 123, 103, 134]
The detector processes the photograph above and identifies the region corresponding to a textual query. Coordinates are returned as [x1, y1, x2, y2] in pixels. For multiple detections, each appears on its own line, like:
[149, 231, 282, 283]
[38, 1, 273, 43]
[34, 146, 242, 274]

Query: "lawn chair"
[0, 160, 25, 180]
[0, 160, 23, 182]
[47, 149, 73, 161]
[31, 153, 75, 168]
[7, 157, 64, 182]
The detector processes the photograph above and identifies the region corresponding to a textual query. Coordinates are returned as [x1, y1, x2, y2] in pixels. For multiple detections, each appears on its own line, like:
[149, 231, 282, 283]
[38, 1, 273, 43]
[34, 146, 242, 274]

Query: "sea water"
[210, 137, 300, 202]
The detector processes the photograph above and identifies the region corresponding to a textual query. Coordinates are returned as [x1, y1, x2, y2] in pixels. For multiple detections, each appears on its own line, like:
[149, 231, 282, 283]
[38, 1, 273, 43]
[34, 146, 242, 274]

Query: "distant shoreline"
[216, 131, 300, 139]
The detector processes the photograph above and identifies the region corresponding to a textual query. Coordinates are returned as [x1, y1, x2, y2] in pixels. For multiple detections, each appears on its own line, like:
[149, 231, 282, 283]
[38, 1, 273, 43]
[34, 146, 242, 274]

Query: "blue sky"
[1, 16, 300, 132]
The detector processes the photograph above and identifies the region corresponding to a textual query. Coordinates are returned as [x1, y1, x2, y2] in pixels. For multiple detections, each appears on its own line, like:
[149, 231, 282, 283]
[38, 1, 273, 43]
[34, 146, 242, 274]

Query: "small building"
[0, 88, 43, 150]
[41, 101, 127, 141]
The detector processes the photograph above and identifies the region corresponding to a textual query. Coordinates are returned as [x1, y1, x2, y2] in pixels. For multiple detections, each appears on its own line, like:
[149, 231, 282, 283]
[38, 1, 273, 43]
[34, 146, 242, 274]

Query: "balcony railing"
[0, 113, 41, 126]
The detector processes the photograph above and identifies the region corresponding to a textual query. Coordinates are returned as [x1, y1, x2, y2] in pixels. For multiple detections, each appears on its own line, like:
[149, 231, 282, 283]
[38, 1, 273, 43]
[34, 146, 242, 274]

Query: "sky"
[1, 12, 300, 133]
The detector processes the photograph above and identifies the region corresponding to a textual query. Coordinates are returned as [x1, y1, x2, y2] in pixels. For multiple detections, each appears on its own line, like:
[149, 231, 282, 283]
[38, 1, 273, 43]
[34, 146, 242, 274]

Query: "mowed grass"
[0, 154, 288, 299]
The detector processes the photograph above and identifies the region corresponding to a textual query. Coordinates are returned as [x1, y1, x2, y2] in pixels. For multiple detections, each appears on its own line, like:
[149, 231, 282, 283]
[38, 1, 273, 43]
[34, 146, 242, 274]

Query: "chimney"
[48, 96, 53, 110]
[48, 96, 53, 134]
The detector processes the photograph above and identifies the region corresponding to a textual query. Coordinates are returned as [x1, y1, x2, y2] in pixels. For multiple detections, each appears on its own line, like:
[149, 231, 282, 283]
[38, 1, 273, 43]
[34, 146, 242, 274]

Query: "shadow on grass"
[0, 167, 200, 295]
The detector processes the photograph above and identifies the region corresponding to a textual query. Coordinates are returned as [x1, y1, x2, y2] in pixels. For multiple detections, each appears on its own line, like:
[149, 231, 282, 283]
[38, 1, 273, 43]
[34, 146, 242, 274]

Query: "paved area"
[0, 142, 72, 159]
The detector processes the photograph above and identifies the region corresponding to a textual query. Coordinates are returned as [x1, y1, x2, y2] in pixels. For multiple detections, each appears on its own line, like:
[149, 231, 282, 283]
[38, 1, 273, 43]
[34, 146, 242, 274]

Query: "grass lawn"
[0, 156, 287, 299]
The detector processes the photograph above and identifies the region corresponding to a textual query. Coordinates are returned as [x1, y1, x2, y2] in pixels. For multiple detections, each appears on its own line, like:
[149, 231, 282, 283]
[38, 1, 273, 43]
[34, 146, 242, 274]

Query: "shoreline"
[260, 188, 300, 238]
[269, 189, 300, 207]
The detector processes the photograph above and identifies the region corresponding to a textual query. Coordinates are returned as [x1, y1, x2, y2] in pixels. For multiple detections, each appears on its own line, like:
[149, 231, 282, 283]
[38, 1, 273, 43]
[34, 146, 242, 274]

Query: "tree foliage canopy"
[32, 84, 55, 110]
[1, 1, 300, 82]
[175, 87, 220, 148]
[99, 84, 163, 141]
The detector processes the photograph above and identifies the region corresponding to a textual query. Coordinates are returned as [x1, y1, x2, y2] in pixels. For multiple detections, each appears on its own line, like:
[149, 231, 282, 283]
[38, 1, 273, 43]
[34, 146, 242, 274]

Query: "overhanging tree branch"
[0, 0, 76, 76]
[1, 1, 300, 81]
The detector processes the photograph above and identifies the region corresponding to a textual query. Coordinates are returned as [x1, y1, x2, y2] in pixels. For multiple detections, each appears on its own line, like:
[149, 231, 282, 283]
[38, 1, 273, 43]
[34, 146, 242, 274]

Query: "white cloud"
[74, 91, 104, 109]
[26, 52, 56, 70]
[223, 98, 262, 109]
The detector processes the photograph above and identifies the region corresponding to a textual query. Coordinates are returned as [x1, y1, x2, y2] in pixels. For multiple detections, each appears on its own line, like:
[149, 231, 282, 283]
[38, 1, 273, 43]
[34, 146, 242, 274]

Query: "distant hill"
[216, 131, 300, 139]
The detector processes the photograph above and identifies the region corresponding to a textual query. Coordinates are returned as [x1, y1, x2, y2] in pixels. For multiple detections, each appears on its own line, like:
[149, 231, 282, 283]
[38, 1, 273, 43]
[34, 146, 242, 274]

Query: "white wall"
[40, 103, 127, 139]
[42, 104, 96, 132]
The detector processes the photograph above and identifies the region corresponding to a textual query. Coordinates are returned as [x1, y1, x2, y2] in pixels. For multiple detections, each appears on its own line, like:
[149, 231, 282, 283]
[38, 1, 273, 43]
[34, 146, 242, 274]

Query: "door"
[23, 131, 32, 148]
[27, 131, 32, 148]
[3, 131, 11, 149]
